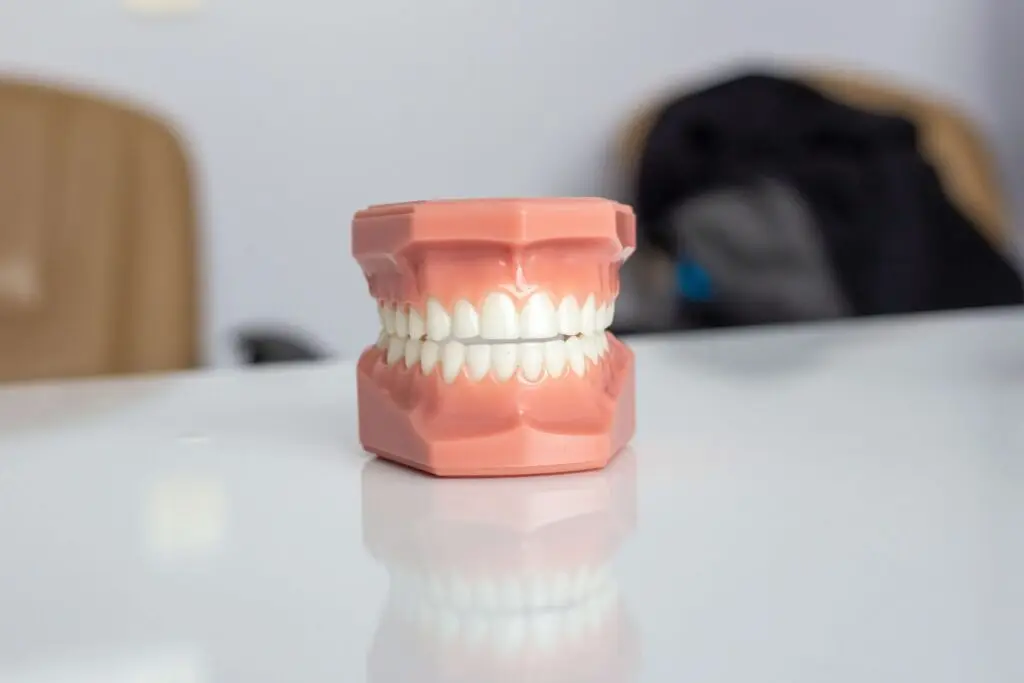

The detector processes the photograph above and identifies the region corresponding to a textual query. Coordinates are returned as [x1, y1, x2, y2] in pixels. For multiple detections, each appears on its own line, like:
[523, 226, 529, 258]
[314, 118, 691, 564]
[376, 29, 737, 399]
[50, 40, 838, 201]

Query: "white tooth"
[582, 335, 600, 363]
[565, 336, 586, 376]
[527, 575, 549, 608]
[466, 344, 491, 381]
[596, 303, 609, 330]
[480, 292, 519, 340]
[534, 612, 561, 651]
[607, 300, 615, 327]
[551, 571, 573, 606]
[464, 615, 487, 646]
[428, 572, 446, 601]
[386, 337, 404, 365]
[519, 293, 558, 339]
[375, 331, 388, 349]
[558, 296, 582, 336]
[491, 343, 518, 381]
[438, 611, 460, 642]
[426, 298, 451, 341]
[377, 301, 387, 329]
[441, 341, 465, 383]
[404, 338, 421, 367]
[408, 307, 426, 339]
[420, 340, 440, 374]
[497, 616, 527, 656]
[598, 332, 609, 355]
[580, 295, 596, 334]
[477, 578, 500, 611]
[394, 306, 409, 338]
[382, 303, 397, 335]
[544, 339, 566, 377]
[501, 577, 524, 610]
[452, 577, 473, 610]
[452, 299, 480, 339]
[519, 343, 544, 381]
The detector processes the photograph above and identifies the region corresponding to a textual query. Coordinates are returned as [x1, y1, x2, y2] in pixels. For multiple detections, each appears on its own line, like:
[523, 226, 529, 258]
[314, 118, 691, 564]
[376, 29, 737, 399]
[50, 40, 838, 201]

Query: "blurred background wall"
[0, 0, 1019, 365]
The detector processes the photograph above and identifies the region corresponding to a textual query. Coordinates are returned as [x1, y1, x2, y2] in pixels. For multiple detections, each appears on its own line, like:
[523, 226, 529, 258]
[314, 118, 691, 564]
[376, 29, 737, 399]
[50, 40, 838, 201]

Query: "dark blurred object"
[236, 329, 326, 364]
[0, 78, 198, 382]
[618, 68, 1023, 331]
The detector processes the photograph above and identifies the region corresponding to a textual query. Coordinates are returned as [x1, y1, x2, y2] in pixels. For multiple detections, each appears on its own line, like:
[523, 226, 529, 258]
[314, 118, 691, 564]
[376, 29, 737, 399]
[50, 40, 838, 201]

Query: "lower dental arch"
[375, 291, 616, 383]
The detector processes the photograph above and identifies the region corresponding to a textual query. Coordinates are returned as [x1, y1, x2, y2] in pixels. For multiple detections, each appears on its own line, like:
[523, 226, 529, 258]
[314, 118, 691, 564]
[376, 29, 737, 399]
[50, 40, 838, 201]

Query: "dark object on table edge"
[236, 328, 326, 364]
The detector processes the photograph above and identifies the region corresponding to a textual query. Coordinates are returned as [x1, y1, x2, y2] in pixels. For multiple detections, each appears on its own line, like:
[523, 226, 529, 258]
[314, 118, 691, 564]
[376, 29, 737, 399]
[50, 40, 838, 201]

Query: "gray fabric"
[613, 246, 681, 331]
[667, 179, 850, 324]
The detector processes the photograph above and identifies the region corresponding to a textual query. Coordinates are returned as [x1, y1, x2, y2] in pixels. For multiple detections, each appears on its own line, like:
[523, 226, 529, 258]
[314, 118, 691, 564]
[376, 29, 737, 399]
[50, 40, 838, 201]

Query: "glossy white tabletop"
[0, 309, 1021, 683]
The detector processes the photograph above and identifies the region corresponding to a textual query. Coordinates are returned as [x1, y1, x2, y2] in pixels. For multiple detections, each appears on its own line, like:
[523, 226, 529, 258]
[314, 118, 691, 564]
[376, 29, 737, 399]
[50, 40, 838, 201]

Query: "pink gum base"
[362, 241, 623, 310]
[356, 336, 636, 477]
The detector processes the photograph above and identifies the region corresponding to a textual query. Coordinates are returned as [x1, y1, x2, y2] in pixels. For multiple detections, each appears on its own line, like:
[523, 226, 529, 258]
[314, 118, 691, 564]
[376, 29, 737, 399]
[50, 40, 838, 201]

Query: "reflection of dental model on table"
[362, 451, 639, 683]
[352, 198, 637, 477]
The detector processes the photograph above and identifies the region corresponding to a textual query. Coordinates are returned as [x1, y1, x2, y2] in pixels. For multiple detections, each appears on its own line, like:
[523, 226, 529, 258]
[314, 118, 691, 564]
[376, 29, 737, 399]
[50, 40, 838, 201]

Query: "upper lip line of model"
[378, 292, 615, 342]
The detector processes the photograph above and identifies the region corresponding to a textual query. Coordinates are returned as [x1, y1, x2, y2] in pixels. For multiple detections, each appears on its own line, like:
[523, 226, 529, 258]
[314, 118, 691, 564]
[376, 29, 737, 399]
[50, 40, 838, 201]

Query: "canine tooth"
[466, 344, 491, 381]
[580, 295, 597, 334]
[558, 296, 582, 336]
[382, 303, 397, 335]
[519, 343, 544, 381]
[565, 336, 586, 376]
[584, 335, 602, 363]
[519, 293, 558, 338]
[386, 337, 404, 365]
[452, 299, 480, 339]
[420, 340, 440, 374]
[595, 303, 607, 330]
[375, 331, 388, 349]
[480, 292, 519, 340]
[544, 339, 566, 377]
[404, 338, 422, 367]
[598, 332, 609, 355]
[607, 300, 615, 327]
[441, 341, 466, 383]
[426, 298, 451, 341]
[491, 344, 518, 381]
[408, 307, 426, 339]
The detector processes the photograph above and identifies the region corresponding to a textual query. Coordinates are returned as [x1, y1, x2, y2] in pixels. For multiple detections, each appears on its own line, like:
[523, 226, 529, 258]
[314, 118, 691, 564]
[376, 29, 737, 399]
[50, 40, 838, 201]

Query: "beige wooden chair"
[619, 68, 1009, 249]
[0, 78, 199, 383]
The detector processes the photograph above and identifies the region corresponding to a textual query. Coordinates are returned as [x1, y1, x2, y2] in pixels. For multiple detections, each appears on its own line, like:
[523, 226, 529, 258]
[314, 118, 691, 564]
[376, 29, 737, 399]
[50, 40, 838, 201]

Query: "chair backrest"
[620, 68, 1008, 248]
[0, 78, 199, 383]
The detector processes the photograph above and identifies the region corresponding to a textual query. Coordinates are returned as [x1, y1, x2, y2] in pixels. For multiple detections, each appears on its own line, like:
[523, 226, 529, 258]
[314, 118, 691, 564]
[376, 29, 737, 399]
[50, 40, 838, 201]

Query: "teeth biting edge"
[379, 292, 615, 342]
[375, 333, 610, 382]
[373, 292, 616, 383]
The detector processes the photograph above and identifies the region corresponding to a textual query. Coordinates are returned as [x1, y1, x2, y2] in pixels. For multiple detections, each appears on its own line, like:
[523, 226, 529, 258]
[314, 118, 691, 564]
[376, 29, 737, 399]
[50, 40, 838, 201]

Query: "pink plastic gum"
[362, 451, 639, 682]
[351, 198, 637, 477]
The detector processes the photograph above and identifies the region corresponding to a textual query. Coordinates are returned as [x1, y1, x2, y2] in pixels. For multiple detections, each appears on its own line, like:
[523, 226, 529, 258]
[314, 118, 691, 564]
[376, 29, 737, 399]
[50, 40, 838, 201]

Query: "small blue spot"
[677, 260, 713, 301]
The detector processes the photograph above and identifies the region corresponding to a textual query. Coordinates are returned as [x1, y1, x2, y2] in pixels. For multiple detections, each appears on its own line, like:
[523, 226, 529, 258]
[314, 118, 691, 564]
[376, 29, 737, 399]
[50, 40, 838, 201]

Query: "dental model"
[352, 198, 636, 477]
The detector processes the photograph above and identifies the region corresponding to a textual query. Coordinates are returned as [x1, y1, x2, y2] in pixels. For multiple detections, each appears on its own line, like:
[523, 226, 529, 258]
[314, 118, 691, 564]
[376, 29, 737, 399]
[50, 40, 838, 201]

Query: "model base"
[356, 337, 635, 478]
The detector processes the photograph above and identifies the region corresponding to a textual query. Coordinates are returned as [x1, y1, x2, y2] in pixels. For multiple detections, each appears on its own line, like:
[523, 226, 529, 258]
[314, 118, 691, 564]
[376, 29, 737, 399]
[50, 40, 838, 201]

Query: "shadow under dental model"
[361, 449, 640, 683]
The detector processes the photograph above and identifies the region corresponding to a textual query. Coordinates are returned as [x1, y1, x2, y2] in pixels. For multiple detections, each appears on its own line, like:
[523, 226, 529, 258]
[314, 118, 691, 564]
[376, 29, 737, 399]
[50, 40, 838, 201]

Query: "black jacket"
[634, 72, 1024, 315]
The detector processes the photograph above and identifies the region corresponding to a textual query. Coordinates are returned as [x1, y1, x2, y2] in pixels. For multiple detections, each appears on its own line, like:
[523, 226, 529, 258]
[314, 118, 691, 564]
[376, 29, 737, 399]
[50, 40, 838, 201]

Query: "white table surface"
[0, 308, 1021, 683]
